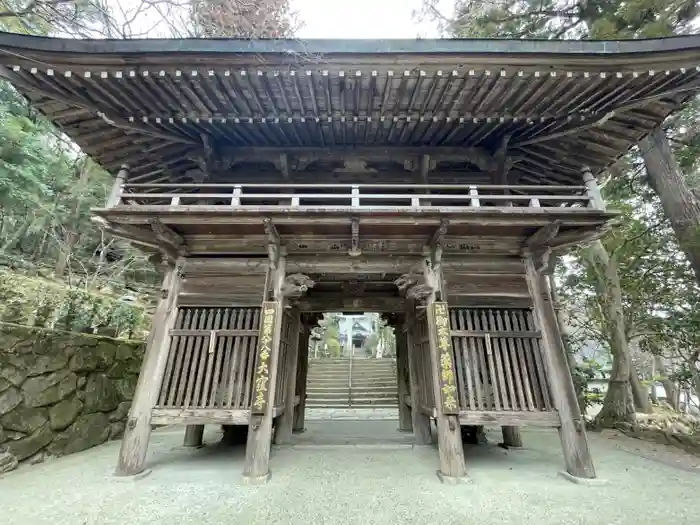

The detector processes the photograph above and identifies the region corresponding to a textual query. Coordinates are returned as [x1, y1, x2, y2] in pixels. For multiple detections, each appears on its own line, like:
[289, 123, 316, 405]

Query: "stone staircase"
[306, 358, 398, 408]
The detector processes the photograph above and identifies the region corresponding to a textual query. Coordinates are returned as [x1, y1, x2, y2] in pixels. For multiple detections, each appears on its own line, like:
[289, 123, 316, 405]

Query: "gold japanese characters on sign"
[433, 302, 458, 412]
[252, 302, 278, 413]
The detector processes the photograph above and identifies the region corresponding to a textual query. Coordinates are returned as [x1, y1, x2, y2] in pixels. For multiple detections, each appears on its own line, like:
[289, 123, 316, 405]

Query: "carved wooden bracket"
[395, 273, 435, 304]
[522, 220, 561, 273]
[281, 273, 316, 298]
[148, 218, 187, 259]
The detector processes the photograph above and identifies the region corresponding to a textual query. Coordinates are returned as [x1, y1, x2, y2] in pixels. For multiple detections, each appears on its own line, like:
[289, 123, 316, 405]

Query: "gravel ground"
[1, 422, 698, 525]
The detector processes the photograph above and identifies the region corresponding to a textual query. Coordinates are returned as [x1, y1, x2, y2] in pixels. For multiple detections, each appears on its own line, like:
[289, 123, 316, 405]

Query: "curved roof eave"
[2, 32, 700, 68]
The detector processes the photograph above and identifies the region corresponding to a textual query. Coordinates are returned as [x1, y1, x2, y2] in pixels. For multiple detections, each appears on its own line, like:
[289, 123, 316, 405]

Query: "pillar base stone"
[436, 470, 471, 485]
[558, 471, 608, 486]
[111, 468, 152, 481]
[242, 471, 272, 485]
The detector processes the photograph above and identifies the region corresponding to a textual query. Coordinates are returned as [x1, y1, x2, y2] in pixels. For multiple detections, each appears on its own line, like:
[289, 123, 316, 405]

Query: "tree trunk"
[654, 356, 678, 410]
[629, 363, 652, 413]
[585, 241, 636, 427]
[54, 161, 89, 278]
[640, 127, 700, 284]
[650, 358, 658, 404]
[547, 272, 587, 413]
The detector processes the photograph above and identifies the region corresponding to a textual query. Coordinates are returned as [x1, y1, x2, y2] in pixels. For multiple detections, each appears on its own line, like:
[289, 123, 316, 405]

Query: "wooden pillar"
[395, 325, 412, 432]
[405, 317, 431, 445]
[242, 252, 287, 484]
[423, 254, 468, 483]
[293, 324, 310, 433]
[183, 425, 204, 447]
[524, 253, 597, 480]
[106, 164, 128, 208]
[114, 257, 182, 477]
[501, 426, 522, 447]
[275, 310, 301, 444]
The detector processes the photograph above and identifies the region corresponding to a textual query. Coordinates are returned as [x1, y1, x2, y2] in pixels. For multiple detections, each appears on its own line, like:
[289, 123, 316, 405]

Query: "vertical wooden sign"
[432, 302, 459, 414]
[251, 301, 279, 415]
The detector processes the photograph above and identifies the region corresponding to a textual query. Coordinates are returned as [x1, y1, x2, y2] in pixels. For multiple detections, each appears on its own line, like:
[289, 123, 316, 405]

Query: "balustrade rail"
[111, 183, 599, 211]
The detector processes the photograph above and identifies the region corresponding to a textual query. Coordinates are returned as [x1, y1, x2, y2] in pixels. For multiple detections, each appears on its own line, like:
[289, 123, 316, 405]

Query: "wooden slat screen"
[450, 308, 552, 412]
[157, 307, 261, 410]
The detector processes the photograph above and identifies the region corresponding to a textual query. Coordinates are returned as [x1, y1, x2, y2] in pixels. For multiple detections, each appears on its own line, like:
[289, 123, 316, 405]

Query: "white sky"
[291, 0, 439, 38]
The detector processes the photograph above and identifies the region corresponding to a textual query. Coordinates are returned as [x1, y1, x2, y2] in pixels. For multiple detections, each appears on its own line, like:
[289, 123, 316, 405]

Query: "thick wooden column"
[115, 257, 182, 477]
[524, 253, 597, 480]
[242, 253, 287, 484]
[501, 426, 522, 447]
[183, 425, 204, 447]
[405, 317, 431, 445]
[293, 323, 311, 433]
[275, 310, 302, 444]
[423, 254, 468, 483]
[395, 325, 413, 432]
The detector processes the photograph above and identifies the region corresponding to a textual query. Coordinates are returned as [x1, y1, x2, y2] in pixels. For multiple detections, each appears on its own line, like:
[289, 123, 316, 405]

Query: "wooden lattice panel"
[449, 308, 552, 412]
[157, 307, 261, 410]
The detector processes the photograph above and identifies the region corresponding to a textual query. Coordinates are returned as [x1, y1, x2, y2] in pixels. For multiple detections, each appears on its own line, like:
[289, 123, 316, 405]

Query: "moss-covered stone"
[22, 371, 78, 408]
[0, 450, 18, 474]
[109, 401, 131, 423]
[0, 366, 26, 387]
[114, 375, 139, 401]
[69, 343, 115, 373]
[25, 354, 70, 377]
[49, 398, 83, 431]
[83, 374, 120, 413]
[48, 413, 110, 456]
[6, 423, 54, 461]
[109, 421, 125, 440]
[0, 387, 22, 416]
[0, 406, 49, 433]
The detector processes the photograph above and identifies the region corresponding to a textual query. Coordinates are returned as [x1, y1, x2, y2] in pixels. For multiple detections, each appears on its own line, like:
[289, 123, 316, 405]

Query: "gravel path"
[1, 422, 698, 525]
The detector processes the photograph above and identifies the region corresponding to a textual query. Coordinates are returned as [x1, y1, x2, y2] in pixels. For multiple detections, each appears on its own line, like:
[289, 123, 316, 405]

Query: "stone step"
[307, 383, 397, 391]
[306, 399, 399, 407]
[306, 391, 398, 400]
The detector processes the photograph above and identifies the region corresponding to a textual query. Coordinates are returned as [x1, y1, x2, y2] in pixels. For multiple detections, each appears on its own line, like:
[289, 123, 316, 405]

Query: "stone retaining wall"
[0, 323, 143, 474]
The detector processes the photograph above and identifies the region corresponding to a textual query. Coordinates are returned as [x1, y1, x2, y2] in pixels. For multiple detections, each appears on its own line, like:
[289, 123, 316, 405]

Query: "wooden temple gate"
[4, 32, 700, 485]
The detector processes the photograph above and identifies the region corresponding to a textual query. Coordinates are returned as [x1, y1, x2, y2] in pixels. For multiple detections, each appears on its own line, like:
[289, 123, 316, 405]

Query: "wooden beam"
[422, 253, 468, 482]
[149, 218, 187, 257]
[275, 310, 301, 444]
[263, 217, 281, 268]
[115, 259, 182, 477]
[524, 255, 597, 480]
[405, 314, 432, 445]
[243, 252, 287, 484]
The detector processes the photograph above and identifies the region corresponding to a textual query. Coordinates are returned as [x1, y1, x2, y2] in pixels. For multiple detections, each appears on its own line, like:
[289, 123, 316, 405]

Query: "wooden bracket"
[428, 218, 448, 265]
[281, 273, 316, 297]
[263, 218, 281, 269]
[524, 221, 561, 248]
[522, 221, 561, 273]
[348, 217, 362, 257]
[148, 218, 187, 259]
[394, 273, 434, 304]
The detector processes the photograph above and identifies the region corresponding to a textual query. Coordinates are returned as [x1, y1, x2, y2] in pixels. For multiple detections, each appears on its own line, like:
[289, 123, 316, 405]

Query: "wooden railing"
[110, 183, 600, 211]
